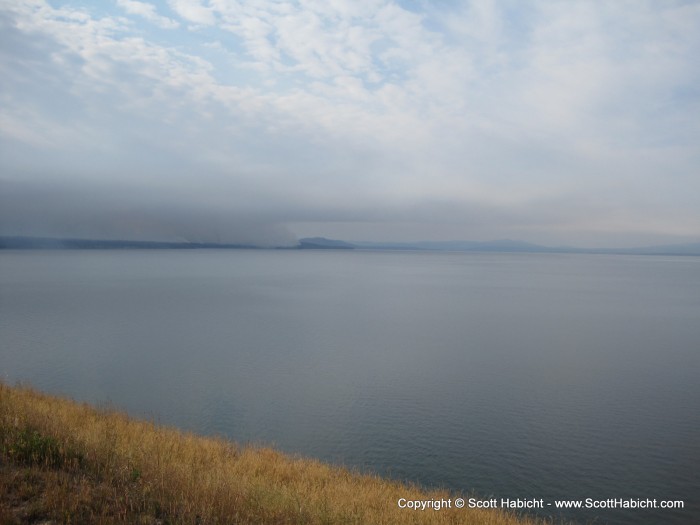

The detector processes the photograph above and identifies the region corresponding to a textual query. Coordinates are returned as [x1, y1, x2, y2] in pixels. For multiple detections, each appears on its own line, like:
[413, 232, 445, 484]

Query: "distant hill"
[297, 237, 355, 249]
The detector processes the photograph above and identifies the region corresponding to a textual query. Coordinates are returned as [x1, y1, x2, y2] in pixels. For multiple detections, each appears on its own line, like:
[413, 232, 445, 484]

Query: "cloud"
[168, 0, 216, 26]
[116, 0, 179, 29]
[0, 178, 297, 246]
[1, 1, 699, 246]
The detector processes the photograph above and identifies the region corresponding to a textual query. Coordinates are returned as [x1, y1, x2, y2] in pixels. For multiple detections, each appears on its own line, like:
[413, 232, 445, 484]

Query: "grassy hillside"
[0, 383, 548, 524]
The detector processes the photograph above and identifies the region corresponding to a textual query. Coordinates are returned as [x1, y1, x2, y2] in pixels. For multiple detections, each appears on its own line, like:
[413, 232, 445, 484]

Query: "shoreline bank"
[0, 382, 548, 524]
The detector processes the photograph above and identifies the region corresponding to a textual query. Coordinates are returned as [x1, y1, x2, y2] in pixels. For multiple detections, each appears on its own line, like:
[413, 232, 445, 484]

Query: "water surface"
[1, 250, 698, 524]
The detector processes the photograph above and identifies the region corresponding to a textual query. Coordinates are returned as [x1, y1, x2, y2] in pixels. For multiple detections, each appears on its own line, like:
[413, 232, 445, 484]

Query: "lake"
[1, 249, 698, 524]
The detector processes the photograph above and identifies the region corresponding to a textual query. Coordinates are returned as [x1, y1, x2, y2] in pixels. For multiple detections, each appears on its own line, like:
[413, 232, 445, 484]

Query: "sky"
[1, 0, 699, 247]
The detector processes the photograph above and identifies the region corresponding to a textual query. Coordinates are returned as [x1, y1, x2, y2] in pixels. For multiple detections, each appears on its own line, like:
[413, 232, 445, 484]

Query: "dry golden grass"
[1, 383, 550, 524]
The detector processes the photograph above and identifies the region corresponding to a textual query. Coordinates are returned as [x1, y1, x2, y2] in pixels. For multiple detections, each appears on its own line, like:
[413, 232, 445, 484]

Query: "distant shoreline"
[2, 235, 700, 256]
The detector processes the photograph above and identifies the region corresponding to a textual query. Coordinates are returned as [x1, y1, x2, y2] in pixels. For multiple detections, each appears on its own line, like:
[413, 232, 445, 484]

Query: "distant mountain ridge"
[0, 236, 258, 250]
[349, 239, 558, 252]
[2, 235, 700, 256]
[298, 237, 700, 256]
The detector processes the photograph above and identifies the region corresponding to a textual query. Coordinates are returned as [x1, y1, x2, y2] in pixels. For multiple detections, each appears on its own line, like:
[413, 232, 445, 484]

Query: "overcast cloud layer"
[1, 0, 699, 247]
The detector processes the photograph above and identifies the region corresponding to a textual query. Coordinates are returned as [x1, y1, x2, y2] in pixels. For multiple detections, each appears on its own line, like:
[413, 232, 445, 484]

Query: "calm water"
[1, 250, 698, 524]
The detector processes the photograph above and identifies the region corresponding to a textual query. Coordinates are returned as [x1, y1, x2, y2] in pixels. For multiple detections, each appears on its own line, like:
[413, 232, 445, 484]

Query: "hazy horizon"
[1, 1, 699, 248]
